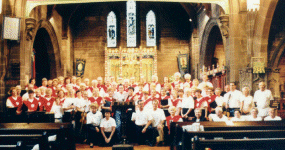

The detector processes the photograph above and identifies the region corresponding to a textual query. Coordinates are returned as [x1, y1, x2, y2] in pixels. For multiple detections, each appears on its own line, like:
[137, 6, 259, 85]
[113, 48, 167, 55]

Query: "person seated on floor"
[131, 100, 153, 146]
[209, 107, 228, 122]
[191, 108, 207, 122]
[264, 108, 282, 121]
[100, 109, 116, 146]
[87, 103, 103, 147]
[246, 107, 262, 121]
[231, 110, 245, 121]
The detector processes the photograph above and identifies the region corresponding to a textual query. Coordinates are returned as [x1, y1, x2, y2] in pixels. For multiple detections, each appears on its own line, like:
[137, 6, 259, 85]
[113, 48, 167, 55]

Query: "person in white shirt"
[131, 100, 153, 146]
[113, 84, 127, 141]
[225, 82, 243, 117]
[231, 110, 245, 121]
[50, 98, 64, 123]
[62, 89, 76, 122]
[113, 84, 127, 102]
[246, 107, 262, 121]
[100, 109, 116, 146]
[86, 103, 103, 147]
[209, 107, 228, 122]
[254, 82, 274, 117]
[264, 108, 282, 121]
[198, 75, 213, 91]
[240, 87, 254, 115]
[151, 75, 161, 93]
[214, 88, 225, 108]
[22, 84, 35, 101]
[150, 100, 166, 145]
[178, 88, 194, 121]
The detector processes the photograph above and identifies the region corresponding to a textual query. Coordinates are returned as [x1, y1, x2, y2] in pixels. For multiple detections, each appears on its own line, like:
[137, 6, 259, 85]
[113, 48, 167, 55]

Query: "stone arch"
[32, 19, 63, 78]
[200, 19, 225, 69]
[252, 0, 279, 61]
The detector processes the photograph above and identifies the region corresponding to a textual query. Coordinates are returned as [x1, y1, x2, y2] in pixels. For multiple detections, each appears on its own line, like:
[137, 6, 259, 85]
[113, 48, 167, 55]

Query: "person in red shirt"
[41, 88, 56, 112]
[183, 74, 193, 88]
[57, 90, 66, 106]
[23, 90, 38, 112]
[160, 88, 171, 117]
[88, 88, 103, 107]
[165, 106, 183, 132]
[6, 87, 22, 114]
[195, 89, 209, 117]
[161, 77, 169, 88]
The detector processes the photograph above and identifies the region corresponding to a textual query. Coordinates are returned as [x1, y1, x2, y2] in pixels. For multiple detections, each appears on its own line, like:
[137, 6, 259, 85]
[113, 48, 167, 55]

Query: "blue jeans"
[115, 110, 122, 140]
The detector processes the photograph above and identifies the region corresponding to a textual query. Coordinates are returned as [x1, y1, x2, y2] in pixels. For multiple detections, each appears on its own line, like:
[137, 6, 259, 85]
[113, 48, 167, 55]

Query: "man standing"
[225, 82, 243, 117]
[254, 82, 274, 117]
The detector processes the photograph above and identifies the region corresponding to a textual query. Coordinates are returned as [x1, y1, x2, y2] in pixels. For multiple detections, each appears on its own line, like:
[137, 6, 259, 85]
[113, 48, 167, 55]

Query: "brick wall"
[73, 2, 191, 82]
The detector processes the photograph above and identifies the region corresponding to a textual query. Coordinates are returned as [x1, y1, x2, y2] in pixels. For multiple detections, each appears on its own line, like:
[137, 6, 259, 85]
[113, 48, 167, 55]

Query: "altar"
[105, 46, 157, 82]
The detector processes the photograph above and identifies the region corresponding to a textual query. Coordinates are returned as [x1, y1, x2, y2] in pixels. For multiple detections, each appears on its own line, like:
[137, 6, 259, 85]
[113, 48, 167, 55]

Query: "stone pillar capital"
[219, 14, 229, 38]
[25, 17, 37, 41]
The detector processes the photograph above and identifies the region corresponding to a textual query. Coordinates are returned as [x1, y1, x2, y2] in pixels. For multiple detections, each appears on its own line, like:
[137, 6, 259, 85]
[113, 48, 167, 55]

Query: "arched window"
[127, 0, 136, 47]
[107, 11, 117, 47]
[146, 10, 156, 47]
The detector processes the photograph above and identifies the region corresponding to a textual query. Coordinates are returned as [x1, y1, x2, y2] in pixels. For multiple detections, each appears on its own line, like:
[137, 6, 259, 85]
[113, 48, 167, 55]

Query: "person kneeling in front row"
[87, 103, 103, 147]
[100, 109, 116, 146]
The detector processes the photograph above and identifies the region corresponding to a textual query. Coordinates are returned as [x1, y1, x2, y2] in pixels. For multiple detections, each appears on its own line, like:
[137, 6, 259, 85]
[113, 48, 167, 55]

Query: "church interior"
[0, 0, 285, 149]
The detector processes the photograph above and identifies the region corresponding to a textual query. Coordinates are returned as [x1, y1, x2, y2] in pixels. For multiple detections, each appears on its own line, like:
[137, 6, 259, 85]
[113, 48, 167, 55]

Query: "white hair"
[184, 73, 191, 79]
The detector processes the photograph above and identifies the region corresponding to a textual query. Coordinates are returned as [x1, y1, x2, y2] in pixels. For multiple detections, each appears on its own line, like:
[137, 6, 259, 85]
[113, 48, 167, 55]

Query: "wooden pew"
[192, 137, 285, 150]
[0, 133, 48, 150]
[170, 121, 285, 150]
[0, 123, 75, 150]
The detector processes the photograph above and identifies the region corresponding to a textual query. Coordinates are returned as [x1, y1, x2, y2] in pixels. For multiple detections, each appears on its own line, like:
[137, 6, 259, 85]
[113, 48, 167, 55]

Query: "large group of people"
[5, 72, 281, 147]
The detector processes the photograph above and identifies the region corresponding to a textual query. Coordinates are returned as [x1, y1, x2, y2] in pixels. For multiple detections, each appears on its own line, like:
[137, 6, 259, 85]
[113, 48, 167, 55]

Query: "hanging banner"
[127, 0, 136, 47]
[107, 11, 117, 47]
[76, 59, 86, 77]
[252, 57, 265, 73]
[177, 54, 189, 76]
[146, 10, 156, 47]
[2, 16, 21, 41]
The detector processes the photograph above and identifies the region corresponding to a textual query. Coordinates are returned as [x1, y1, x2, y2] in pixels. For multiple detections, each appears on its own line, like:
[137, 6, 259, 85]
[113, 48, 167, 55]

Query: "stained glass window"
[107, 11, 117, 47]
[127, 0, 136, 47]
[146, 10, 156, 47]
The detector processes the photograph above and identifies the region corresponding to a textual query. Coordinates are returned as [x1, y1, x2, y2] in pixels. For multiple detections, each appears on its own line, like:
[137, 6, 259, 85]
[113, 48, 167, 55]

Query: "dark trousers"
[229, 108, 239, 117]
[102, 132, 116, 146]
[87, 124, 102, 145]
[135, 125, 151, 145]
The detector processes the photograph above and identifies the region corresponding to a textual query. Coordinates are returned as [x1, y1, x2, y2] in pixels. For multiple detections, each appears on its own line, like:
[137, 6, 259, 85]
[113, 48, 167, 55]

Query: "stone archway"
[200, 19, 225, 69]
[252, 0, 279, 61]
[32, 20, 63, 80]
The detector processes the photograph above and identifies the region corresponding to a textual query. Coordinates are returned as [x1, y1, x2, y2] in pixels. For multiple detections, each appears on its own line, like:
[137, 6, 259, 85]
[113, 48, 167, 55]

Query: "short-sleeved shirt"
[87, 111, 102, 126]
[241, 95, 254, 112]
[264, 116, 282, 121]
[177, 96, 194, 109]
[100, 117, 116, 132]
[224, 90, 243, 108]
[254, 90, 274, 116]
[209, 114, 228, 122]
[150, 108, 166, 127]
[131, 109, 153, 126]
[62, 98, 76, 112]
[246, 115, 262, 121]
